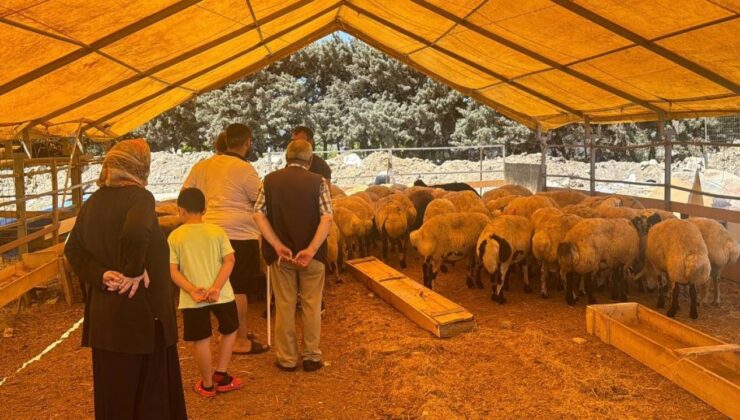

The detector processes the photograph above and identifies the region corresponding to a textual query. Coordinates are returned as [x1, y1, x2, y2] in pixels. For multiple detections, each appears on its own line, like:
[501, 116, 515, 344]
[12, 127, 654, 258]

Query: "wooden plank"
[587, 303, 740, 418]
[0, 223, 59, 255]
[346, 257, 475, 338]
[0, 259, 59, 308]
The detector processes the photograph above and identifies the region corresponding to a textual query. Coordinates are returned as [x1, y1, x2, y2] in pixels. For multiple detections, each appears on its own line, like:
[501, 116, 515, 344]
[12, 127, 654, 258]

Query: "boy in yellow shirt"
[169, 188, 244, 397]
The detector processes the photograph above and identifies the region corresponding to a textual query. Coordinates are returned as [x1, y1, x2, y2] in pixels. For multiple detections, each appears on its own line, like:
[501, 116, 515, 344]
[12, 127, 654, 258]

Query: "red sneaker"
[194, 380, 217, 398]
[215, 376, 244, 393]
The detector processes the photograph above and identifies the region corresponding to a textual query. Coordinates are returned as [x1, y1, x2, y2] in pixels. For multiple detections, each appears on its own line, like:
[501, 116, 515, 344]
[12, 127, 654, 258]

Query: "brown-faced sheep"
[503, 195, 557, 220]
[687, 217, 740, 306]
[645, 219, 711, 319]
[476, 215, 533, 303]
[558, 218, 642, 305]
[409, 213, 490, 290]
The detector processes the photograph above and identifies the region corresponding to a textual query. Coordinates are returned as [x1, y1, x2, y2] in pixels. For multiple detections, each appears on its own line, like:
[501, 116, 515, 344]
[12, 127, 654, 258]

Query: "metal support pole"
[50, 159, 59, 244]
[538, 124, 547, 192]
[585, 116, 595, 194]
[13, 155, 27, 256]
[387, 148, 393, 184]
[659, 116, 671, 211]
[478, 146, 484, 195]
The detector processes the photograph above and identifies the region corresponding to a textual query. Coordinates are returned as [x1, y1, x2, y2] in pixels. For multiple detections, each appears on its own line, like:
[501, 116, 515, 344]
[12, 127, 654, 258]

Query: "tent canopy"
[0, 0, 738, 139]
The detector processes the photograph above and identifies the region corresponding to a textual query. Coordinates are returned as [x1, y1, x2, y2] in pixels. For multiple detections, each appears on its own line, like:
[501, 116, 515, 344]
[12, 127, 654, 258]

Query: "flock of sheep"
[328, 182, 740, 320]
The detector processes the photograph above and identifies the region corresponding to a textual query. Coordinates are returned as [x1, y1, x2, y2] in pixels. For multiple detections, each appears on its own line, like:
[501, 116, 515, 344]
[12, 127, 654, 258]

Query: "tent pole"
[538, 124, 546, 192]
[659, 116, 671, 211]
[15, 129, 28, 256]
[585, 116, 594, 195]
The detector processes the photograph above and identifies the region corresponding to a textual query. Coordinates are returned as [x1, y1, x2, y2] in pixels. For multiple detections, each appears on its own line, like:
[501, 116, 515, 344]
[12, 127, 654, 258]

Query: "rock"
[499, 320, 513, 330]
[45, 297, 58, 305]
[572, 337, 587, 345]
[367, 292, 375, 298]
[3, 327, 13, 338]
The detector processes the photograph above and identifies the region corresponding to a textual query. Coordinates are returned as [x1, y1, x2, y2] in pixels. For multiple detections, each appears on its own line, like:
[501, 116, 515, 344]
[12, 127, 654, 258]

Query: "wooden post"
[585, 116, 595, 194]
[50, 159, 59, 244]
[538, 124, 547, 192]
[71, 147, 82, 214]
[15, 130, 29, 256]
[659, 117, 671, 211]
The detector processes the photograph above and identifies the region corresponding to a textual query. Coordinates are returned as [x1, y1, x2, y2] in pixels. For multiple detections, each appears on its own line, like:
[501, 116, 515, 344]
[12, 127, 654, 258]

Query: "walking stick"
[266, 260, 273, 348]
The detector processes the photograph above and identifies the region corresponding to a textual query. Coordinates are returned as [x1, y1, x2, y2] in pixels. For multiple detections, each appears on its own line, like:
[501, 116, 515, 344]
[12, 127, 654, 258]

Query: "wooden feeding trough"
[0, 242, 74, 307]
[346, 257, 475, 338]
[586, 303, 739, 418]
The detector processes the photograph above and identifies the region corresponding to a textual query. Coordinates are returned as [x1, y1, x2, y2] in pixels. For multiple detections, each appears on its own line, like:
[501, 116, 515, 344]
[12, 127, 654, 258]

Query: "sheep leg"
[474, 257, 484, 289]
[667, 282, 680, 318]
[540, 262, 549, 299]
[656, 274, 667, 308]
[399, 236, 408, 269]
[422, 259, 431, 289]
[689, 283, 698, 319]
[522, 263, 532, 293]
[610, 268, 620, 300]
[619, 267, 629, 302]
[712, 269, 721, 306]
[565, 272, 576, 306]
[380, 235, 388, 261]
[585, 273, 597, 305]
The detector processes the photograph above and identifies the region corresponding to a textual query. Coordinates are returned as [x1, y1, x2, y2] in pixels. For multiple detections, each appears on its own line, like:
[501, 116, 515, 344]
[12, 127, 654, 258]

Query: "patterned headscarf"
[97, 139, 151, 188]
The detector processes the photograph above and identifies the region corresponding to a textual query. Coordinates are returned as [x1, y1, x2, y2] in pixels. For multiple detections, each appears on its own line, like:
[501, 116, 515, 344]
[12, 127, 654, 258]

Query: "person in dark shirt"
[65, 139, 187, 419]
[291, 126, 331, 182]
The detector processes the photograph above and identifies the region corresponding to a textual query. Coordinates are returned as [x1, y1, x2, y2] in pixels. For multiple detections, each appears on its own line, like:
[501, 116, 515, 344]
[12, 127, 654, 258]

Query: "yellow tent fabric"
[0, 0, 738, 139]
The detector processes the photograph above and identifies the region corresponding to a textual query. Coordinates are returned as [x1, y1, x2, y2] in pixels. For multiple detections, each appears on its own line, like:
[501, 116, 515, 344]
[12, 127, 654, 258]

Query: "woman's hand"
[102, 271, 123, 291]
[117, 270, 150, 298]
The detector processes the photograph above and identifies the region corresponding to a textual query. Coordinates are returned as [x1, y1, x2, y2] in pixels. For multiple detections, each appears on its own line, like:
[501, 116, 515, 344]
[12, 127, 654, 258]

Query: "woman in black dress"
[65, 140, 187, 419]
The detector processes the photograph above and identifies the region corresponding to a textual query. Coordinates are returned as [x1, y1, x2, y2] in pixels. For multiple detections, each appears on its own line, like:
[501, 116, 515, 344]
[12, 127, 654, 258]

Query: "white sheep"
[333, 206, 367, 261]
[326, 222, 342, 280]
[558, 218, 641, 305]
[375, 194, 417, 268]
[645, 219, 711, 319]
[531, 210, 582, 298]
[560, 204, 600, 219]
[423, 198, 456, 223]
[409, 212, 490, 290]
[503, 195, 557, 220]
[687, 217, 740, 306]
[445, 190, 490, 217]
[482, 184, 532, 203]
[333, 197, 374, 258]
[365, 185, 393, 198]
[330, 184, 347, 198]
[538, 190, 587, 207]
[476, 215, 533, 303]
[485, 195, 519, 216]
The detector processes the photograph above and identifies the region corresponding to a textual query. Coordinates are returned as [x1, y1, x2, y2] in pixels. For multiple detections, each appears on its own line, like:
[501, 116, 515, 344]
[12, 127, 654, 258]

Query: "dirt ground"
[0, 253, 737, 419]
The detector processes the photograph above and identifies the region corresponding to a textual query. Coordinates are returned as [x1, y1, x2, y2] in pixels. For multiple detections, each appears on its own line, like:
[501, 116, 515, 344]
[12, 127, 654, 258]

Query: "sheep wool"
[424, 198, 457, 223]
[538, 190, 587, 207]
[531, 213, 582, 298]
[481, 184, 532, 203]
[485, 195, 519, 216]
[476, 215, 533, 303]
[446, 190, 490, 217]
[410, 212, 489, 290]
[687, 217, 740, 305]
[366, 185, 393, 198]
[560, 204, 600, 219]
[503, 195, 557, 220]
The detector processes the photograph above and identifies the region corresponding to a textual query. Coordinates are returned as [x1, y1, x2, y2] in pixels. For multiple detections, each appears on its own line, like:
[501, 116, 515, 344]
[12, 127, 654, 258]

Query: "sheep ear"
[630, 217, 644, 234]
[492, 234, 512, 261]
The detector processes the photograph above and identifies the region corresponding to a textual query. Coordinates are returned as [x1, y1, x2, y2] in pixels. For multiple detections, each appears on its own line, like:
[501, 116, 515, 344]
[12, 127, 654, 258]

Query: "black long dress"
[65, 186, 186, 420]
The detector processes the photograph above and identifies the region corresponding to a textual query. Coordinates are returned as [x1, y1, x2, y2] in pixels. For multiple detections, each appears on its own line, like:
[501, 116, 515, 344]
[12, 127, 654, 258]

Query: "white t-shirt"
[183, 154, 261, 240]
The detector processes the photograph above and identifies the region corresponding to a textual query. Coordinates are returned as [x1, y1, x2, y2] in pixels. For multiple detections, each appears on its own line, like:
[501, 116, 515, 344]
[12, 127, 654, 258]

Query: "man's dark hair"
[225, 123, 252, 148]
[214, 132, 227, 153]
[178, 188, 206, 214]
[292, 126, 314, 143]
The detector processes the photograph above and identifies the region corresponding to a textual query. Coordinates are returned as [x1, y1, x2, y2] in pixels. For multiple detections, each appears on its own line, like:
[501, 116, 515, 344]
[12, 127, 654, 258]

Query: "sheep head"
[410, 228, 435, 257]
[557, 242, 578, 272]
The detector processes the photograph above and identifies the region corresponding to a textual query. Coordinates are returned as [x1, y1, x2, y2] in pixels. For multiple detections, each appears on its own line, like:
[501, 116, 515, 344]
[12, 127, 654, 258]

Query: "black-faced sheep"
[645, 219, 711, 319]
[413, 179, 478, 195]
[687, 217, 740, 306]
[476, 215, 533, 303]
[409, 212, 490, 290]
[558, 218, 642, 305]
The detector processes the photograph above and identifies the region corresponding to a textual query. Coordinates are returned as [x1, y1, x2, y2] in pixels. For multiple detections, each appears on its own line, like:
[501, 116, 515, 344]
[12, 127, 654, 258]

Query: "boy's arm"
[211, 252, 235, 291]
[170, 264, 207, 302]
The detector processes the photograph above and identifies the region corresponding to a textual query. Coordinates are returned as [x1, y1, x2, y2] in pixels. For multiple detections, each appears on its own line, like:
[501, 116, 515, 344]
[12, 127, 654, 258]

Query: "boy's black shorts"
[182, 300, 238, 342]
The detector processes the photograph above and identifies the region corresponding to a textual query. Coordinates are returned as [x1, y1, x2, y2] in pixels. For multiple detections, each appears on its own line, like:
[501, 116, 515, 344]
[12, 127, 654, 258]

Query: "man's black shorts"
[229, 239, 261, 295]
[181, 301, 238, 342]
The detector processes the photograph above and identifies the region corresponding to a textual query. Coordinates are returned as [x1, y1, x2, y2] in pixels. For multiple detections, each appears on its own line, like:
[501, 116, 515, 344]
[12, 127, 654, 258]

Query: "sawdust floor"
[0, 254, 738, 419]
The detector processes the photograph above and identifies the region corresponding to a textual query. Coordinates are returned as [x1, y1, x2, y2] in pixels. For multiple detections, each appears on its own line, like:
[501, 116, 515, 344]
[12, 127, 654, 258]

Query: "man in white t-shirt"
[183, 123, 268, 355]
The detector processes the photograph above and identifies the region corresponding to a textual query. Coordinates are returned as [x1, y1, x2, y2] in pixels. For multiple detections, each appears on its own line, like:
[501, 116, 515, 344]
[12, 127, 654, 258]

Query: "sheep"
[560, 204, 600, 219]
[476, 215, 533, 303]
[409, 212, 490, 290]
[558, 218, 642, 305]
[424, 198, 456, 223]
[352, 191, 379, 205]
[333, 197, 374, 257]
[687, 217, 740, 306]
[483, 195, 517, 216]
[538, 190, 587, 207]
[530, 207, 562, 231]
[481, 184, 532, 202]
[645, 219, 711, 319]
[332, 206, 366, 262]
[445, 190, 490, 217]
[374, 195, 417, 268]
[390, 183, 408, 192]
[326, 222, 343, 280]
[330, 184, 347, 198]
[365, 185, 393, 198]
[413, 179, 478, 195]
[531, 212, 583, 298]
[405, 187, 436, 230]
[581, 194, 645, 209]
[158, 215, 182, 237]
[503, 195, 557, 220]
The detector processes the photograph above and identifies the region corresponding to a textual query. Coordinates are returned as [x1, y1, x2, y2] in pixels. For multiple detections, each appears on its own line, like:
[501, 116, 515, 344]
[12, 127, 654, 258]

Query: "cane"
[266, 259, 274, 348]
